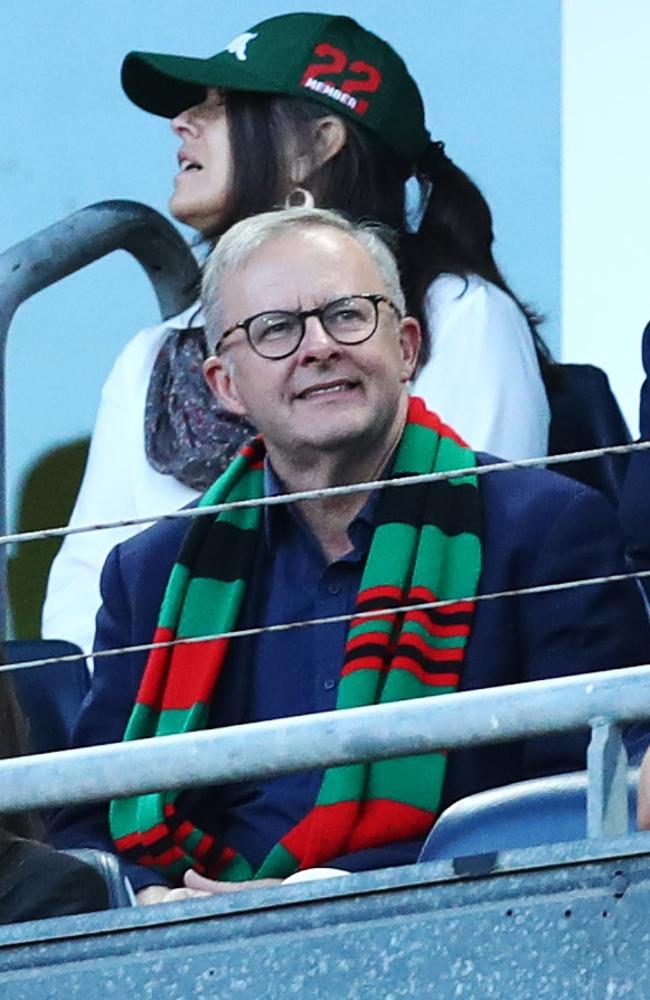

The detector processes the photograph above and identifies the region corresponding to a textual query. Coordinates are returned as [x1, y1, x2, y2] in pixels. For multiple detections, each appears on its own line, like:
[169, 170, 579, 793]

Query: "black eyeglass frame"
[216, 293, 402, 360]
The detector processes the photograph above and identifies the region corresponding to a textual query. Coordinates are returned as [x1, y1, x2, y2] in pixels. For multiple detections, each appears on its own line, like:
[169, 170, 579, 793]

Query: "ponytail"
[402, 142, 554, 379]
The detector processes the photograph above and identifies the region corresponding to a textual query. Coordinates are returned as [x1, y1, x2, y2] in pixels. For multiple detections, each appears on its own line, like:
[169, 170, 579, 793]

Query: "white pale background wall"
[562, 0, 650, 434]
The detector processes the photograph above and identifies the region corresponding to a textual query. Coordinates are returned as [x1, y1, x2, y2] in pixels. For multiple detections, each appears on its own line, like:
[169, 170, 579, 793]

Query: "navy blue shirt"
[251, 462, 376, 720]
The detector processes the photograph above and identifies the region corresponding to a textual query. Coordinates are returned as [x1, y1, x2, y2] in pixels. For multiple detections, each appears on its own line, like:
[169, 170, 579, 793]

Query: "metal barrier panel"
[1, 663, 649, 838]
[1, 837, 650, 998]
[0, 200, 199, 635]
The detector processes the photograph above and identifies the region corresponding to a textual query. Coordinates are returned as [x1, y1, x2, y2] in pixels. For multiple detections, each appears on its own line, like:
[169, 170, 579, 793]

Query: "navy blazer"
[619, 322, 650, 570]
[50, 459, 650, 888]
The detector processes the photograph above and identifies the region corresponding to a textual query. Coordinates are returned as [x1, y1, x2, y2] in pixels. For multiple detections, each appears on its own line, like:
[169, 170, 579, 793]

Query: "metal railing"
[2, 662, 649, 840]
[0, 200, 200, 635]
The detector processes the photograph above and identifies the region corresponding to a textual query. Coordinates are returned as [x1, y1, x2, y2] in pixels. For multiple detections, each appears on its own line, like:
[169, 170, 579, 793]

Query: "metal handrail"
[2, 662, 650, 839]
[0, 200, 200, 636]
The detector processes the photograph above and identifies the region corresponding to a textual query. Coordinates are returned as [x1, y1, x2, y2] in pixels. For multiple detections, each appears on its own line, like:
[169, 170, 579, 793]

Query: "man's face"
[203, 226, 421, 463]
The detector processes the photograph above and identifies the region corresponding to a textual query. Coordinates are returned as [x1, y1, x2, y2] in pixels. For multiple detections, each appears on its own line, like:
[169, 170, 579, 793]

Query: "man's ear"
[203, 355, 248, 416]
[398, 317, 422, 383]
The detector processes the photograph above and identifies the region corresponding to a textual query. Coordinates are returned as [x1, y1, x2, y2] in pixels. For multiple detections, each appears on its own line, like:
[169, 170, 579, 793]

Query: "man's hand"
[183, 869, 282, 894]
[638, 748, 650, 829]
[136, 883, 212, 905]
[135, 872, 281, 905]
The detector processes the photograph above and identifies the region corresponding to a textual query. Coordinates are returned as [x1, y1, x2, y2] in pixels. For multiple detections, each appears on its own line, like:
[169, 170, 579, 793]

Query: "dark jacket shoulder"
[0, 837, 109, 924]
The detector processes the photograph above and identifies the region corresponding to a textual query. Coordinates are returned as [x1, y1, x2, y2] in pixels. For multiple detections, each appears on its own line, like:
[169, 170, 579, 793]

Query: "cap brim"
[122, 50, 279, 117]
[122, 53, 217, 117]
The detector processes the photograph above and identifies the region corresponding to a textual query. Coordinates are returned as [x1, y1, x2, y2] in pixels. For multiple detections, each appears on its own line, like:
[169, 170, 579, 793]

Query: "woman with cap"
[42, 12, 551, 656]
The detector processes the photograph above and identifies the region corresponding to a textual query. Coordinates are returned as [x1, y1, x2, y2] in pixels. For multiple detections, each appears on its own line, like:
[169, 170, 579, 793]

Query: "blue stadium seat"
[6, 639, 89, 754]
[4, 644, 135, 907]
[419, 771, 639, 861]
[63, 849, 135, 908]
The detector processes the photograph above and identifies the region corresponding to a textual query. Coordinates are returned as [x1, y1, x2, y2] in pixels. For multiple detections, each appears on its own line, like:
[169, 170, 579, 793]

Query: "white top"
[41, 274, 549, 655]
[415, 273, 549, 460]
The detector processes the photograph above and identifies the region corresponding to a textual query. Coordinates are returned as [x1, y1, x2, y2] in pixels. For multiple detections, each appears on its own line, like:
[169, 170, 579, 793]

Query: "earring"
[284, 187, 315, 209]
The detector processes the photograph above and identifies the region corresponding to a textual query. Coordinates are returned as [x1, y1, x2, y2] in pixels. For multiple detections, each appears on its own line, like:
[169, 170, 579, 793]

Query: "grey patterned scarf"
[144, 325, 253, 491]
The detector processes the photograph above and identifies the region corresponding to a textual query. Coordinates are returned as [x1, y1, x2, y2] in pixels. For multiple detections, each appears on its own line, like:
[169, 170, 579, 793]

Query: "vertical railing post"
[0, 201, 199, 638]
[587, 717, 629, 838]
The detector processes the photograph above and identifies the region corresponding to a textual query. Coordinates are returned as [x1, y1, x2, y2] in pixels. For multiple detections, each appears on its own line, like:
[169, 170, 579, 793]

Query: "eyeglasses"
[217, 294, 402, 360]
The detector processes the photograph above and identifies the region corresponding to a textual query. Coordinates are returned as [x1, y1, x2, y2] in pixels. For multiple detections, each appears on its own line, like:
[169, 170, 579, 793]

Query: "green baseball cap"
[121, 12, 431, 165]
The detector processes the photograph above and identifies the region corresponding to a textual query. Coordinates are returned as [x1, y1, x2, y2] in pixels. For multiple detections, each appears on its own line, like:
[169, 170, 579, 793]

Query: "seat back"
[6, 639, 88, 754]
[419, 772, 639, 861]
[547, 363, 631, 504]
[63, 849, 135, 908]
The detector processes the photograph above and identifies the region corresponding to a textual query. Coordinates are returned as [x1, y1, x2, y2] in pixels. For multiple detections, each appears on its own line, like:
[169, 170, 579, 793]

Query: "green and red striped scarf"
[110, 396, 482, 881]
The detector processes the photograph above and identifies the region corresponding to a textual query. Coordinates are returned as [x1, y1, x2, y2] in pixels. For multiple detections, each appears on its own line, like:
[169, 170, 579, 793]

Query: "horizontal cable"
[3, 566, 650, 675]
[2, 438, 650, 550]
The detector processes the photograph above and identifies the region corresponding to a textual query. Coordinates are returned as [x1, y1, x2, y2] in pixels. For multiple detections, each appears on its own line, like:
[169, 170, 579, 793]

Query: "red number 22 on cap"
[300, 44, 382, 114]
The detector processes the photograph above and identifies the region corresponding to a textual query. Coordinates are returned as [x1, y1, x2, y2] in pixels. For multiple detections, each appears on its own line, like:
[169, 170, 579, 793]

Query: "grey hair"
[201, 207, 406, 354]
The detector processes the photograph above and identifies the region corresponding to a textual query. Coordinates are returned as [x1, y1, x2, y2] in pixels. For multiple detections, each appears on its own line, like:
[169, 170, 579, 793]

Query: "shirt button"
[324, 679, 336, 691]
[327, 582, 341, 596]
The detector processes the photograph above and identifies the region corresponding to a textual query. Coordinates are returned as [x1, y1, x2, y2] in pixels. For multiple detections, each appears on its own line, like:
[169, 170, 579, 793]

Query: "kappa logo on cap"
[226, 31, 258, 61]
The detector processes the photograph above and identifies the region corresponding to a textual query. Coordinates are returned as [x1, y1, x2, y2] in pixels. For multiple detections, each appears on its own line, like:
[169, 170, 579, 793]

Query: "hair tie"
[417, 140, 449, 178]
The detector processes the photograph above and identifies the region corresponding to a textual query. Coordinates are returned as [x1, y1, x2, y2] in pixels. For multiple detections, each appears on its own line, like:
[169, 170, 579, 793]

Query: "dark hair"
[203, 89, 554, 380]
[0, 670, 40, 841]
